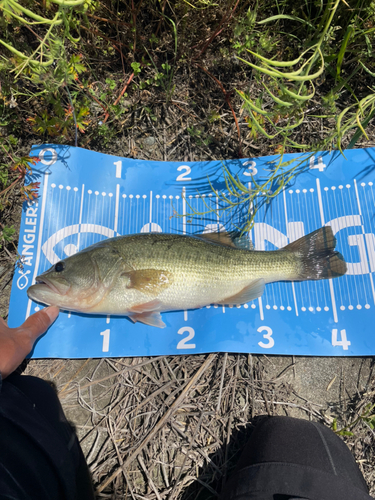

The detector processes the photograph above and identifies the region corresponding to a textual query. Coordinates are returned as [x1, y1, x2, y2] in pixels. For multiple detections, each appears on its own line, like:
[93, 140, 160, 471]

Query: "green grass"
[0, 0, 374, 235]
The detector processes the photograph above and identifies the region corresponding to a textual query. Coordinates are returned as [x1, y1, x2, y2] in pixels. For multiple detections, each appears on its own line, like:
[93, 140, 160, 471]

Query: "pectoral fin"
[128, 311, 166, 328]
[217, 278, 265, 305]
[125, 269, 173, 295]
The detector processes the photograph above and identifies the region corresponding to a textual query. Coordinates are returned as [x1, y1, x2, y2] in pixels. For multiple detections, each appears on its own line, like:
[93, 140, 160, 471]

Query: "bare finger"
[20, 306, 59, 341]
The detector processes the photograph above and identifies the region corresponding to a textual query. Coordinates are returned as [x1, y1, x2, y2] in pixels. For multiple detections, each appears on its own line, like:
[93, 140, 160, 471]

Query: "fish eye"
[54, 261, 65, 272]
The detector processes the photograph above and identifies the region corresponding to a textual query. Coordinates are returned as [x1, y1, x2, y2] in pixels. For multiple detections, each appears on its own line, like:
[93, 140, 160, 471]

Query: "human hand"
[0, 306, 59, 379]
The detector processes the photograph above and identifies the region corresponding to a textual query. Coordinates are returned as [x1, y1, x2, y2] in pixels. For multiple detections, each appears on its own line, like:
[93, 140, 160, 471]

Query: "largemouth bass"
[27, 227, 346, 328]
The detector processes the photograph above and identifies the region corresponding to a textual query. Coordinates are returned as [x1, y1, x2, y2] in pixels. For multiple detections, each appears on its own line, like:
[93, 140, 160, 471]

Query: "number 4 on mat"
[332, 329, 351, 350]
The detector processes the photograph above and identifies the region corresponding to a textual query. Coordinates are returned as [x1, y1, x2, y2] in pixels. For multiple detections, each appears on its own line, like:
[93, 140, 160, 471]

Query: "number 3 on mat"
[177, 326, 196, 349]
[257, 326, 274, 349]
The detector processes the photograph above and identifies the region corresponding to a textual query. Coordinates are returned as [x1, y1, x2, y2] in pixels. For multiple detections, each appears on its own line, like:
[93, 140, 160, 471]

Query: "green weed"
[0, 0, 374, 238]
[234, 0, 375, 153]
[332, 403, 375, 437]
[194, 0, 375, 233]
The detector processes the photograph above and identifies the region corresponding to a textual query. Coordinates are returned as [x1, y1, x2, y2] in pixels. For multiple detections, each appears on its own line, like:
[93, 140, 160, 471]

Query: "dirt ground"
[16, 351, 375, 499]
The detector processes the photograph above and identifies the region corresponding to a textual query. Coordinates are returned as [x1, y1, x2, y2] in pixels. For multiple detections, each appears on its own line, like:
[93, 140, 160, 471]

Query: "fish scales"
[98, 234, 299, 312]
[27, 228, 347, 328]
[108, 233, 299, 283]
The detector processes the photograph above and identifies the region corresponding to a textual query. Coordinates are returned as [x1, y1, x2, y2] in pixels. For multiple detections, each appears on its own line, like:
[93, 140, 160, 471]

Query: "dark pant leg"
[220, 416, 372, 500]
[6, 374, 77, 447]
[0, 373, 95, 500]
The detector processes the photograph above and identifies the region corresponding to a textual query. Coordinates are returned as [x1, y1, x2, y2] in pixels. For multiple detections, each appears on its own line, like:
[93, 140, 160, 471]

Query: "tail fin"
[283, 227, 347, 280]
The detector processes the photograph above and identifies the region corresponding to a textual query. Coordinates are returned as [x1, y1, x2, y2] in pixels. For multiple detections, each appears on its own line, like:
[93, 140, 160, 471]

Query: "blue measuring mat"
[8, 145, 375, 358]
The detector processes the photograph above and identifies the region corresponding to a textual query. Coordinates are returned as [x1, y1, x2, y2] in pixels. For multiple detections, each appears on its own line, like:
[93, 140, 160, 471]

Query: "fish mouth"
[28, 276, 71, 299]
[35, 277, 62, 294]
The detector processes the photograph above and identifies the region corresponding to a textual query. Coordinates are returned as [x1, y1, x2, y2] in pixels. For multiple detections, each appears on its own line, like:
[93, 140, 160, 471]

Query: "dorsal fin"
[198, 231, 237, 247]
[199, 231, 254, 250]
[232, 234, 254, 251]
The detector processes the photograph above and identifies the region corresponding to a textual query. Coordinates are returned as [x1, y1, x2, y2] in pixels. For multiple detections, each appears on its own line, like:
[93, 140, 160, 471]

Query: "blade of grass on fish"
[270, 178, 289, 198]
[185, 191, 218, 218]
[231, 161, 301, 232]
[223, 175, 238, 198]
[216, 180, 241, 205]
[220, 191, 240, 206]
[266, 154, 312, 190]
[202, 151, 330, 236]
[279, 153, 309, 171]
[221, 165, 251, 194]
[223, 172, 244, 199]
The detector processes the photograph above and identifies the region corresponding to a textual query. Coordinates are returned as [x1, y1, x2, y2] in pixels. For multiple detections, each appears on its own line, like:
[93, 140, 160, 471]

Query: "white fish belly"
[156, 280, 249, 311]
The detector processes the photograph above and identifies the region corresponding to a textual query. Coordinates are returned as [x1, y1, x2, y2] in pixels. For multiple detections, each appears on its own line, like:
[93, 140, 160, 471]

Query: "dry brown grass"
[18, 354, 375, 499]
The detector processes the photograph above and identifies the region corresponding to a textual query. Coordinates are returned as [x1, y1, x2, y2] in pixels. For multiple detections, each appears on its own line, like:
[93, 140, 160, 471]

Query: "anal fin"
[217, 278, 265, 305]
[128, 299, 166, 328]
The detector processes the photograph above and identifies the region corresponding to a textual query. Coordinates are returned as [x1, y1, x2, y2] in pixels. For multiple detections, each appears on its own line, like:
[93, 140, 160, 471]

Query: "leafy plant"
[2, 225, 15, 243]
[1, 0, 375, 239]
[0, 146, 40, 207]
[0, 0, 90, 76]
[237, 1, 375, 149]
[332, 403, 375, 437]
[193, 0, 375, 233]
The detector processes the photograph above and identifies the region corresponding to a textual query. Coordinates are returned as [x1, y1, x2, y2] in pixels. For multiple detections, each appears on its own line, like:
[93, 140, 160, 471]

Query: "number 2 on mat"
[177, 326, 196, 349]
